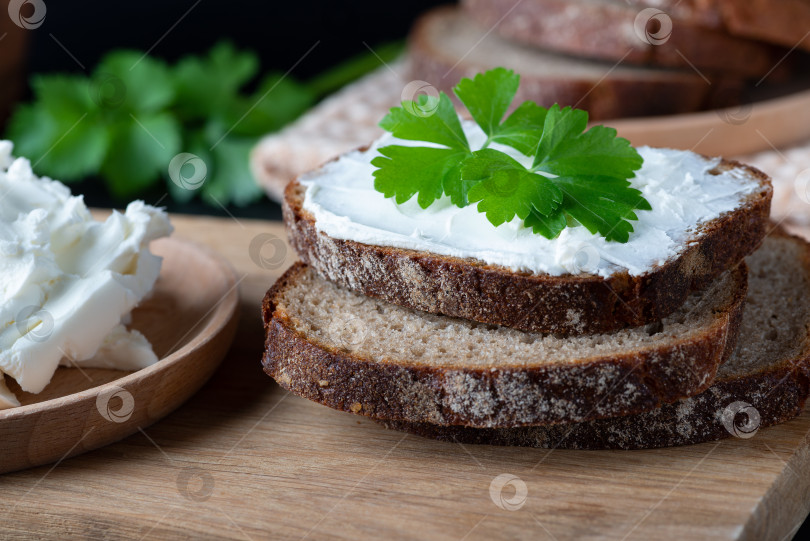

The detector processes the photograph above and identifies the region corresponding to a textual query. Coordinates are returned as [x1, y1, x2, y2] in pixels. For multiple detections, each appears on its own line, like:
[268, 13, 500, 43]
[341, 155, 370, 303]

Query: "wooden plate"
[0, 237, 240, 474]
[607, 87, 810, 156]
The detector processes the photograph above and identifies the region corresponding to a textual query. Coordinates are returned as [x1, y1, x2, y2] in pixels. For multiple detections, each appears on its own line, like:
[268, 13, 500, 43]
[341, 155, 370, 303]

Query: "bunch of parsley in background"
[6, 41, 401, 206]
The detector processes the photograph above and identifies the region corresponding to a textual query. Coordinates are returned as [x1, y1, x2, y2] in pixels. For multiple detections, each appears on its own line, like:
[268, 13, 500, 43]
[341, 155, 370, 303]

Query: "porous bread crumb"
[276, 266, 740, 370]
[719, 237, 810, 378]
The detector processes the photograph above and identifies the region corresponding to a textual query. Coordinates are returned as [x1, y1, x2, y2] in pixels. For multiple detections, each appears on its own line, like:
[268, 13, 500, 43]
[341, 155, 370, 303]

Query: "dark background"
[21, 0, 449, 220]
[26, 1, 445, 78]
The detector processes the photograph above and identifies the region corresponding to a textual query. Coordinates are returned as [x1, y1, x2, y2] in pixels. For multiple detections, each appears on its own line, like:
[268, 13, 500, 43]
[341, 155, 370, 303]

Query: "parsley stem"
[307, 41, 405, 97]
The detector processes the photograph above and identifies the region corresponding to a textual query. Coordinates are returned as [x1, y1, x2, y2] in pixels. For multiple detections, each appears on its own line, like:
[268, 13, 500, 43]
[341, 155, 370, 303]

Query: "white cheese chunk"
[62, 324, 159, 371]
[0, 141, 173, 407]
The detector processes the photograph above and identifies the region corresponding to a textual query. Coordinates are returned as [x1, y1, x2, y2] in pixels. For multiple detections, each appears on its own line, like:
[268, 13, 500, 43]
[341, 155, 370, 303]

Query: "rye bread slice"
[461, 0, 781, 78]
[627, 0, 810, 52]
[378, 231, 810, 449]
[262, 256, 747, 429]
[283, 160, 771, 336]
[407, 7, 742, 120]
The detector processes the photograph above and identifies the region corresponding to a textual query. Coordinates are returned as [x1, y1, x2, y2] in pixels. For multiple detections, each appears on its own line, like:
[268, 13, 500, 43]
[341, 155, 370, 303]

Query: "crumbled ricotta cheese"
[0, 141, 172, 409]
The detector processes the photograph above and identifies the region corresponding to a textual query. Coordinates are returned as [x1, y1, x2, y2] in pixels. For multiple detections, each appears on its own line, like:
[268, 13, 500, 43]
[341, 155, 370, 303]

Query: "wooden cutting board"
[0, 213, 807, 541]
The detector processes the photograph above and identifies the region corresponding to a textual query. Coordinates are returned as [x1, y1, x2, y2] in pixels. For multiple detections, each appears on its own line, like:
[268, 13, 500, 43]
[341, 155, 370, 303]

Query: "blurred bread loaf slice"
[462, 0, 781, 78]
[409, 7, 742, 120]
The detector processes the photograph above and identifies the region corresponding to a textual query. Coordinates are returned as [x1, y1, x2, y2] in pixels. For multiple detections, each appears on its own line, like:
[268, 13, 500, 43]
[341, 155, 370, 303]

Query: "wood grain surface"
[1, 214, 808, 541]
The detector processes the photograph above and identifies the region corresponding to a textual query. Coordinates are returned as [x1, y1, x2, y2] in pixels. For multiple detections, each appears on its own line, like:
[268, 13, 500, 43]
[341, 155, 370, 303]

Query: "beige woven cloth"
[745, 146, 810, 225]
[251, 65, 810, 224]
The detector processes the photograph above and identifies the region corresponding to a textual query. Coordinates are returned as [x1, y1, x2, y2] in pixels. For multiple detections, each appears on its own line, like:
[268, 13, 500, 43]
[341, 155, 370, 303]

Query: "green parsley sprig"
[372, 68, 650, 242]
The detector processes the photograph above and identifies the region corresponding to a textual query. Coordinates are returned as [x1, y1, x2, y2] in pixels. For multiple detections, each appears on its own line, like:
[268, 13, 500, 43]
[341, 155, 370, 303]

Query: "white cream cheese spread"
[0, 141, 172, 409]
[301, 121, 761, 278]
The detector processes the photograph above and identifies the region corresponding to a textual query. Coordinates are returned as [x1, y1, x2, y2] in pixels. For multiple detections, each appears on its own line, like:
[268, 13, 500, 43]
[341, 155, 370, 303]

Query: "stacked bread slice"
[380, 231, 810, 448]
[408, 4, 789, 119]
[261, 140, 810, 449]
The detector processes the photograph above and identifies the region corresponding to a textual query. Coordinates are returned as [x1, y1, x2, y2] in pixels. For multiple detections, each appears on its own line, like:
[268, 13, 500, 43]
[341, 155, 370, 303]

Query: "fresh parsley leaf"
[100, 113, 181, 198]
[201, 137, 263, 207]
[554, 176, 651, 243]
[539, 125, 642, 178]
[454, 67, 519, 137]
[8, 75, 108, 180]
[524, 208, 568, 239]
[375, 92, 474, 207]
[165, 129, 209, 204]
[372, 146, 467, 209]
[526, 104, 647, 239]
[95, 51, 175, 113]
[533, 105, 642, 178]
[490, 101, 548, 156]
[9, 104, 109, 181]
[379, 93, 469, 151]
[464, 149, 562, 226]
[532, 104, 589, 169]
[372, 71, 650, 243]
[453, 68, 549, 156]
[174, 42, 258, 119]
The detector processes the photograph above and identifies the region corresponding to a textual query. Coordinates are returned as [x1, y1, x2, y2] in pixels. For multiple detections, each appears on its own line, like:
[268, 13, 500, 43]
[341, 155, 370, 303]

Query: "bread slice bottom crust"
[377, 232, 810, 448]
[377, 367, 809, 449]
[263, 257, 748, 429]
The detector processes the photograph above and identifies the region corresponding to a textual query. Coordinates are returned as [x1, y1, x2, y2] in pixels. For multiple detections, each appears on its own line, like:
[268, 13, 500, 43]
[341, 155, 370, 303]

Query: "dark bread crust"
[407, 6, 742, 120]
[262, 262, 748, 428]
[461, 0, 780, 78]
[283, 160, 771, 336]
[376, 363, 810, 449]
